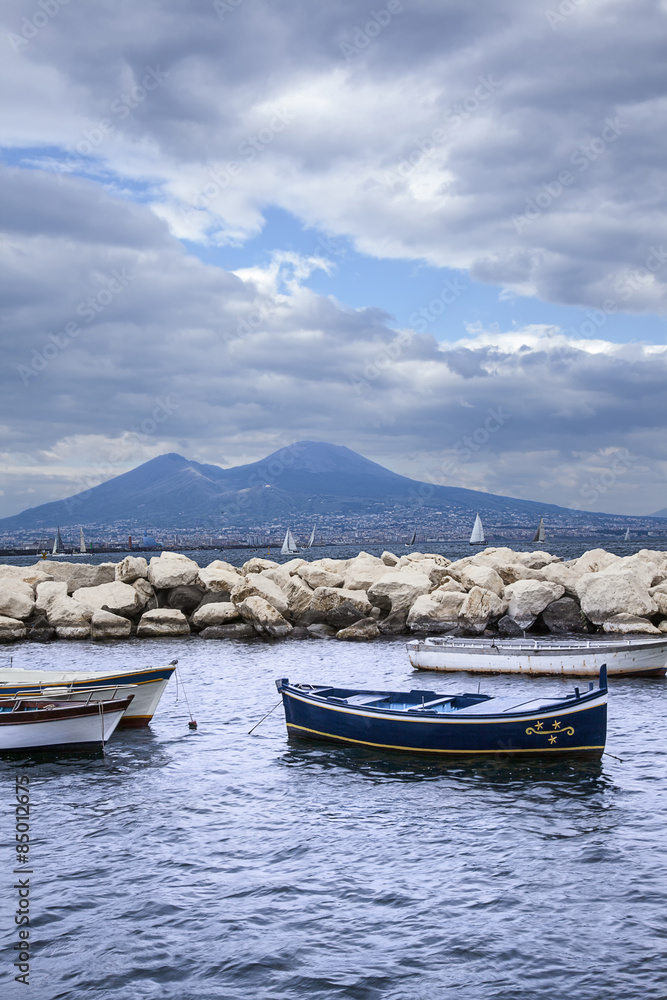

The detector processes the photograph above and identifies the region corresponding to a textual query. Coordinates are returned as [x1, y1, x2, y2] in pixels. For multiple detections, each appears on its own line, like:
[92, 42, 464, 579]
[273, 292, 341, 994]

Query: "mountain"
[0, 441, 651, 536]
[651, 506, 667, 517]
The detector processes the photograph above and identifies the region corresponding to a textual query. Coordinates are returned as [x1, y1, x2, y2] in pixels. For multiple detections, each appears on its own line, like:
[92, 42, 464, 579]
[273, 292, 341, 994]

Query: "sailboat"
[405, 530, 416, 547]
[469, 513, 485, 545]
[280, 529, 299, 555]
[532, 517, 545, 543]
[623, 527, 630, 541]
[51, 526, 74, 558]
[79, 527, 86, 554]
[306, 526, 316, 549]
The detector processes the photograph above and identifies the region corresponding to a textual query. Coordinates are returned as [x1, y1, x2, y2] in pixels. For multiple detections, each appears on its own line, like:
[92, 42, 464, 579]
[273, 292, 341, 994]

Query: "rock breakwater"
[1, 547, 667, 643]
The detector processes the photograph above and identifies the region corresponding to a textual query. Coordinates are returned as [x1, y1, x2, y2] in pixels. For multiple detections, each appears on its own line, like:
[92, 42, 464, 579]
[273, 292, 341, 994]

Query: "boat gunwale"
[407, 636, 667, 656]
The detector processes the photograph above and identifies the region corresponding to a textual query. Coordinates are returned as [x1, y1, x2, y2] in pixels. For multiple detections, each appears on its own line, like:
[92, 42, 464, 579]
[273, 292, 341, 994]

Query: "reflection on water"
[1, 636, 665, 1000]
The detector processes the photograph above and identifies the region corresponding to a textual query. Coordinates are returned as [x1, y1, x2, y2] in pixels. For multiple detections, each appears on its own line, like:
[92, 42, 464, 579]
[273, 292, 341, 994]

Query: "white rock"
[367, 570, 431, 613]
[36, 580, 68, 612]
[197, 561, 242, 591]
[0, 615, 27, 641]
[46, 595, 92, 626]
[576, 571, 657, 624]
[73, 581, 142, 617]
[91, 610, 132, 639]
[191, 602, 240, 627]
[459, 586, 508, 633]
[261, 567, 293, 591]
[433, 578, 466, 594]
[236, 596, 292, 637]
[407, 591, 466, 632]
[36, 561, 116, 593]
[0, 582, 35, 621]
[381, 551, 399, 566]
[283, 576, 314, 616]
[282, 558, 307, 574]
[242, 557, 279, 574]
[504, 580, 565, 628]
[658, 620, 667, 633]
[539, 563, 580, 597]
[335, 618, 380, 641]
[515, 550, 561, 569]
[136, 608, 190, 636]
[115, 556, 148, 583]
[308, 587, 372, 616]
[0, 565, 53, 589]
[602, 614, 661, 635]
[573, 549, 622, 575]
[460, 565, 504, 597]
[55, 625, 90, 640]
[132, 578, 155, 608]
[148, 552, 200, 589]
[298, 564, 345, 589]
[230, 575, 290, 617]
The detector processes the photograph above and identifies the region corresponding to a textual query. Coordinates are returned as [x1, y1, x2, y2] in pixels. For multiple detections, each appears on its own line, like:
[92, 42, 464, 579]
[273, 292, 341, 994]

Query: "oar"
[248, 700, 281, 735]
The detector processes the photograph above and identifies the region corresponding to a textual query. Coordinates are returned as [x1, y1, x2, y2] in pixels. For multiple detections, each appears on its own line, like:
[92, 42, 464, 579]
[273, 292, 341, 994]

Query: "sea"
[1, 539, 666, 999]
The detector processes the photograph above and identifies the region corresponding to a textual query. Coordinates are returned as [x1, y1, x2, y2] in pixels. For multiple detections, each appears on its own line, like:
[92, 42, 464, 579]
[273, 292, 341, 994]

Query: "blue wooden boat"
[275, 667, 607, 756]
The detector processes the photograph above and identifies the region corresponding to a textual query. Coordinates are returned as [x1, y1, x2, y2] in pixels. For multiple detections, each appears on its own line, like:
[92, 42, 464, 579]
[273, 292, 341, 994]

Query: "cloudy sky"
[1, 0, 666, 518]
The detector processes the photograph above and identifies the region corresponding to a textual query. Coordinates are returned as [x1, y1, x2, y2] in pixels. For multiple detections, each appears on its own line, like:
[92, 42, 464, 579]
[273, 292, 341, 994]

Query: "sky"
[1, 0, 666, 519]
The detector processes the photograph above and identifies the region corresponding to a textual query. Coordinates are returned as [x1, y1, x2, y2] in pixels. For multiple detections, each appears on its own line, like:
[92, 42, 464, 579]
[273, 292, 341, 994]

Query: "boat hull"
[407, 637, 667, 678]
[278, 684, 607, 756]
[0, 665, 176, 726]
[0, 697, 132, 752]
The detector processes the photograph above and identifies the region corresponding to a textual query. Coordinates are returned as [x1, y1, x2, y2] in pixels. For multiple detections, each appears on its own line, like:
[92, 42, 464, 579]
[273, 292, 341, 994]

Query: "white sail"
[533, 517, 545, 543]
[79, 527, 86, 554]
[307, 526, 315, 549]
[469, 513, 484, 545]
[624, 527, 630, 541]
[406, 530, 416, 546]
[52, 532, 58, 555]
[281, 529, 298, 555]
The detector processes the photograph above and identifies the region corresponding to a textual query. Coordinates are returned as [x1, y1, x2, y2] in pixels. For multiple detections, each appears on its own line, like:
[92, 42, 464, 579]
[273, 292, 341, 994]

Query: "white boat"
[406, 530, 417, 547]
[79, 527, 86, 553]
[51, 526, 75, 558]
[532, 517, 545, 543]
[406, 635, 667, 678]
[0, 662, 177, 727]
[469, 513, 484, 545]
[281, 529, 298, 554]
[0, 696, 133, 752]
[306, 526, 316, 549]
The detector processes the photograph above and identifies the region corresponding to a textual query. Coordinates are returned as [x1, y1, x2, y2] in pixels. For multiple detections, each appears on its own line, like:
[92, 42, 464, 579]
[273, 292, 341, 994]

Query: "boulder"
[197, 561, 242, 592]
[282, 576, 314, 617]
[407, 592, 466, 632]
[136, 608, 190, 637]
[298, 563, 345, 589]
[261, 567, 293, 591]
[325, 601, 367, 631]
[230, 575, 290, 618]
[36, 580, 68, 612]
[55, 625, 91, 640]
[542, 597, 590, 634]
[576, 571, 657, 624]
[0, 582, 35, 621]
[236, 596, 292, 637]
[308, 587, 372, 617]
[459, 587, 508, 633]
[115, 556, 148, 583]
[191, 602, 240, 628]
[306, 623, 336, 638]
[148, 552, 200, 590]
[602, 614, 661, 635]
[378, 609, 409, 634]
[282, 558, 307, 574]
[90, 610, 132, 639]
[658, 621, 667, 633]
[367, 570, 430, 613]
[497, 615, 526, 636]
[37, 561, 116, 593]
[493, 563, 545, 586]
[539, 563, 580, 597]
[433, 578, 466, 594]
[132, 578, 155, 609]
[167, 585, 206, 614]
[515, 550, 560, 570]
[343, 555, 386, 591]
[381, 551, 399, 566]
[73, 581, 143, 617]
[573, 549, 621, 575]
[335, 618, 380, 641]
[200, 623, 256, 639]
[504, 580, 565, 629]
[27, 616, 56, 642]
[46, 595, 92, 627]
[0, 565, 53, 589]
[0, 615, 27, 641]
[242, 557, 279, 574]
[460, 565, 504, 598]
[652, 591, 667, 617]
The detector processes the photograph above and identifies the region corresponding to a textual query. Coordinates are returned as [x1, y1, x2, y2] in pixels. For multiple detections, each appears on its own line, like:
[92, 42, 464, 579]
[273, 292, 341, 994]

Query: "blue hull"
[277, 682, 607, 756]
